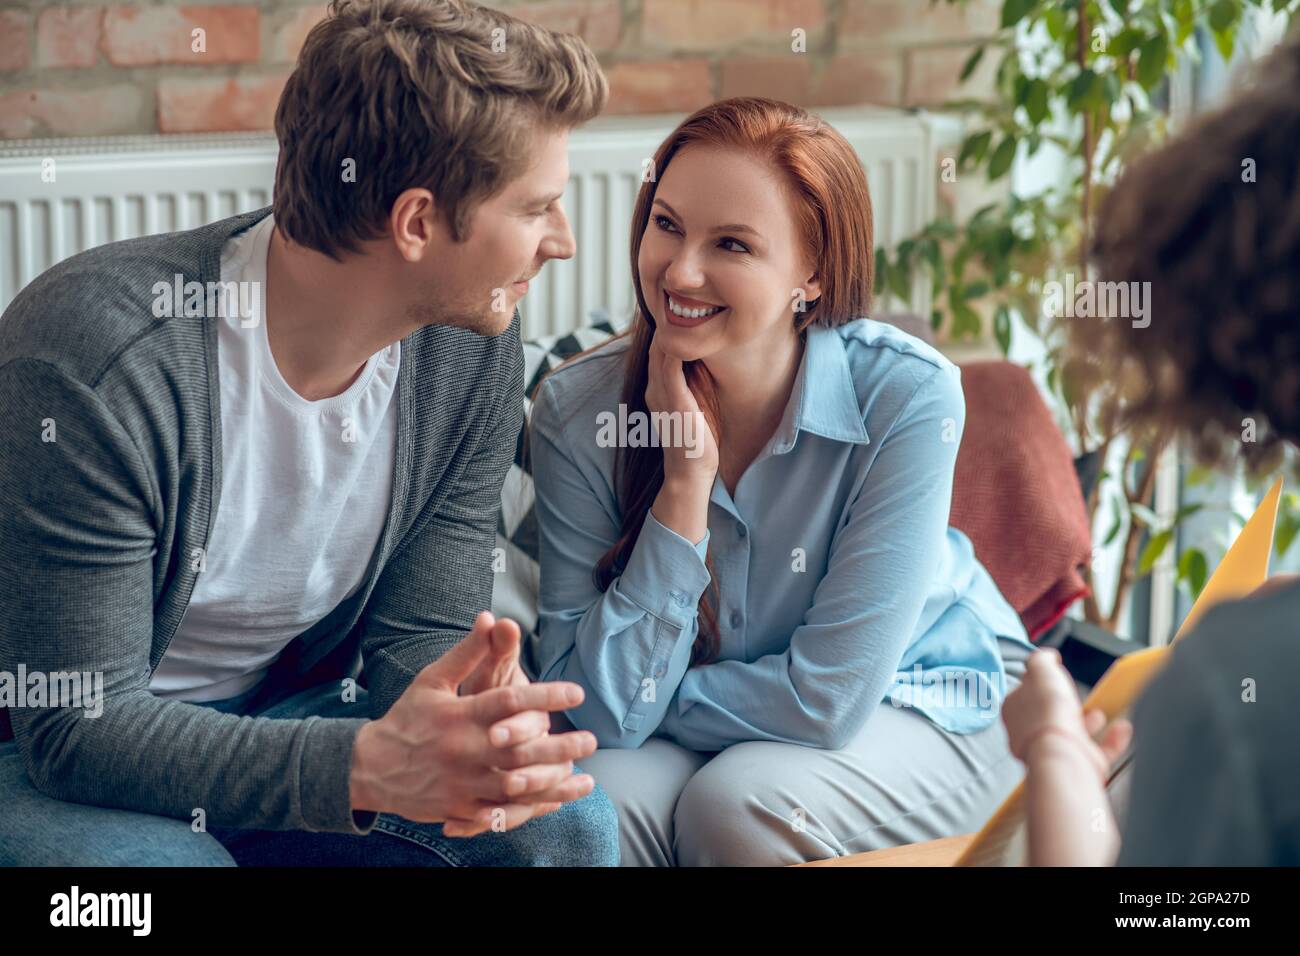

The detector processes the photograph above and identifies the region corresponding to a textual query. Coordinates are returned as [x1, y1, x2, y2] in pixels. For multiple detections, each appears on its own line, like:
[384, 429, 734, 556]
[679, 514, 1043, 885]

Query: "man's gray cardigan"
[0, 207, 524, 835]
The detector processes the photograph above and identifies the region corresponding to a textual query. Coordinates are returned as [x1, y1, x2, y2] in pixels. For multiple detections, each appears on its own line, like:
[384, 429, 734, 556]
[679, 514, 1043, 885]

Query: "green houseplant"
[876, 0, 1300, 633]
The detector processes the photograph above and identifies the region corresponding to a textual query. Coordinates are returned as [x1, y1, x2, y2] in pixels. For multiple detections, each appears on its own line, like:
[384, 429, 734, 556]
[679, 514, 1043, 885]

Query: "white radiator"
[0, 107, 937, 338]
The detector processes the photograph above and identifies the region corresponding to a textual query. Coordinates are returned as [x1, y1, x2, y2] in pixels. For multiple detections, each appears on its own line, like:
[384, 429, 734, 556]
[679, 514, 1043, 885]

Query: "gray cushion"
[491, 313, 619, 656]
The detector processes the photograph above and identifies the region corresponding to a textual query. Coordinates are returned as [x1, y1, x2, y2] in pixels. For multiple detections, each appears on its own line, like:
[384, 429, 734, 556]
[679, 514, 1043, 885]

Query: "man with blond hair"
[0, 0, 618, 866]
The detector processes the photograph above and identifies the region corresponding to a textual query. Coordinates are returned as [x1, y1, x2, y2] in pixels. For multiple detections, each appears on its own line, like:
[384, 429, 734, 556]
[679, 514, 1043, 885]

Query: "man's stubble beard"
[405, 289, 513, 337]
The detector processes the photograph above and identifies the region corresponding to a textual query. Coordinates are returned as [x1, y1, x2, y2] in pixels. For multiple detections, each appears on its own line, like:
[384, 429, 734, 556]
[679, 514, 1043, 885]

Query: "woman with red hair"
[529, 97, 1034, 865]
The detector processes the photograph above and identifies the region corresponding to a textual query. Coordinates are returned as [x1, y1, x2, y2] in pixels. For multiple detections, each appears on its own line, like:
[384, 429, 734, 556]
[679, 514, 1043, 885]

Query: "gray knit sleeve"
[0, 357, 373, 835]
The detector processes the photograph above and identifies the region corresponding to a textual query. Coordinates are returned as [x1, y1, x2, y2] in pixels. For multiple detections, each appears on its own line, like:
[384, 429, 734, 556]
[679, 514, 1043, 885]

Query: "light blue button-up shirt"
[529, 318, 1033, 751]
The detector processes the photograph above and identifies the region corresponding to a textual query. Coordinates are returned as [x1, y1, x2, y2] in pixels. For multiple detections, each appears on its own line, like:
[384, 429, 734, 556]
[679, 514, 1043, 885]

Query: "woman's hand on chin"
[646, 333, 717, 544]
[646, 333, 719, 483]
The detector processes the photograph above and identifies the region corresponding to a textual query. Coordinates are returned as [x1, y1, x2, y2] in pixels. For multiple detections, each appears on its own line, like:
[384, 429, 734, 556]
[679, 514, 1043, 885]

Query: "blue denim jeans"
[0, 677, 619, 867]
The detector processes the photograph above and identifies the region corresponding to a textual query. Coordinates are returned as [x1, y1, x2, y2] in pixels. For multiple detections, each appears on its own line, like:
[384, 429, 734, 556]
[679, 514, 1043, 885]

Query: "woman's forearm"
[650, 476, 711, 545]
[1024, 730, 1121, 866]
[535, 490, 712, 749]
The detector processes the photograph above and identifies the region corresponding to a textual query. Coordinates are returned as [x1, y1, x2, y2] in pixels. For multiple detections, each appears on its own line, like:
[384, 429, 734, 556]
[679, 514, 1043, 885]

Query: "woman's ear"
[801, 271, 822, 309]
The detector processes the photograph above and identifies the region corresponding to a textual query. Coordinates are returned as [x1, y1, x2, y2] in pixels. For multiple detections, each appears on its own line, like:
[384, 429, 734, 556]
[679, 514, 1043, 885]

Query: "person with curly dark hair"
[1002, 31, 1300, 866]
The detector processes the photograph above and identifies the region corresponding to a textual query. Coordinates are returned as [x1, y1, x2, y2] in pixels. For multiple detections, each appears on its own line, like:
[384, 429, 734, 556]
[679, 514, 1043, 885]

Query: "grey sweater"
[0, 207, 524, 834]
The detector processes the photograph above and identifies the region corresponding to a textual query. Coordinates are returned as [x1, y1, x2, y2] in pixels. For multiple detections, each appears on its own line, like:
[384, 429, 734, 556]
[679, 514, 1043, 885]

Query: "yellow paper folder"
[955, 477, 1284, 866]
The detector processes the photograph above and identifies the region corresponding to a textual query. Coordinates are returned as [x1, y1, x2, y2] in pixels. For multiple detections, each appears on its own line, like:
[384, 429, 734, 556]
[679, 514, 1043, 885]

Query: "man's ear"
[390, 188, 439, 262]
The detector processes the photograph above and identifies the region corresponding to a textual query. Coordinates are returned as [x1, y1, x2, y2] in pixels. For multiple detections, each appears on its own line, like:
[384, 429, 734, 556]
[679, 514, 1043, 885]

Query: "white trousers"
[577, 637, 1033, 866]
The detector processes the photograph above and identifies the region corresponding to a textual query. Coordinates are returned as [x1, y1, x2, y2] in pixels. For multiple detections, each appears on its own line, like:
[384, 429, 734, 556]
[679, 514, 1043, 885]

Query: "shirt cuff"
[300, 716, 379, 835]
[615, 510, 712, 628]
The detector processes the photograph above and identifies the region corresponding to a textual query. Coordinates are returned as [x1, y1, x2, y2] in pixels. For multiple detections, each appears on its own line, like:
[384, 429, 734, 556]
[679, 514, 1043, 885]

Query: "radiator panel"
[1, 111, 935, 338]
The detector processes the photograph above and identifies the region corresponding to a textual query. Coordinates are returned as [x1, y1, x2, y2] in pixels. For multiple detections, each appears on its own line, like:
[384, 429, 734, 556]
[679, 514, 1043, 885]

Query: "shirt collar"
[770, 323, 870, 453]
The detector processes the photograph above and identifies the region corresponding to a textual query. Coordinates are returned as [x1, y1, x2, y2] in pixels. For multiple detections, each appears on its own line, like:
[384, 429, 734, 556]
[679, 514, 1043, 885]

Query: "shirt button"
[653, 663, 667, 678]
[737, 523, 747, 538]
[670, 589, 689, 608]
[730, 611, 742, 629]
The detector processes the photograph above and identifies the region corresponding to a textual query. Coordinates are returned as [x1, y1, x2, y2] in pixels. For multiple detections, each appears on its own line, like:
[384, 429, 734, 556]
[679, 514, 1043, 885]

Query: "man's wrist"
[349, 720, 382, 814]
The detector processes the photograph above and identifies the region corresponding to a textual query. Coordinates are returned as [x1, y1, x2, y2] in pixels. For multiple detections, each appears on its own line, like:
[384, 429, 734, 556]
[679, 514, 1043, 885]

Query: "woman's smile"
[663, 289, 729, 327]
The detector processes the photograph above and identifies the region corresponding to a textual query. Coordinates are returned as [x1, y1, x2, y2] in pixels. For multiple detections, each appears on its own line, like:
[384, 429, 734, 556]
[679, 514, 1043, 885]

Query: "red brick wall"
[0, 0, 1000, 139]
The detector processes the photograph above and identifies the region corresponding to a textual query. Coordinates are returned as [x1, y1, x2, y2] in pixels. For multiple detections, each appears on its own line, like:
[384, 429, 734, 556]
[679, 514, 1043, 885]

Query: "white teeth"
[667, 293, 725, 319]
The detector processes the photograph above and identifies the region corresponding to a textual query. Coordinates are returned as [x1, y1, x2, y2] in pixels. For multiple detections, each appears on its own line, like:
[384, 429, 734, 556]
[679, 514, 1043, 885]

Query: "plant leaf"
[1103, 495, 1124, 546]
[958, 130, 993, 170]
[1025, 78, 1050, 125]
[1000, 0, 1038, 30]
[1275, 493, 1300, 556]
[1130, 502, 1160, 528]
[994, 304, 1012, 355]
[1177, 547, 1208, 598]
[1213, 24, 1237, 62]
[928, 218, 958, 239]
[1138, 528, 1174, 574]
[1137, 34, 1169, 89]
[1209, 0, 1239, 32]
[888, 258, 912, 302]
[1109, 29, 1145, 58]
[953, 301, 982, 337]
[987, 135, 1018, 180]
[960, 45, 987, 83]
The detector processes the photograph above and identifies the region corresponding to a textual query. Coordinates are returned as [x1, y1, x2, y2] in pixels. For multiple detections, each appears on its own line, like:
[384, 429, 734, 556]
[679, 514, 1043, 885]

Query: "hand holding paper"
[957, 477, 1284, 866]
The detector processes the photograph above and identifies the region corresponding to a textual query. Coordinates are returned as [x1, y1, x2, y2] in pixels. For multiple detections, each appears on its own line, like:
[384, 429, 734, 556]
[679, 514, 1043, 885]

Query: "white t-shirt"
[150, 215, 400, 702]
